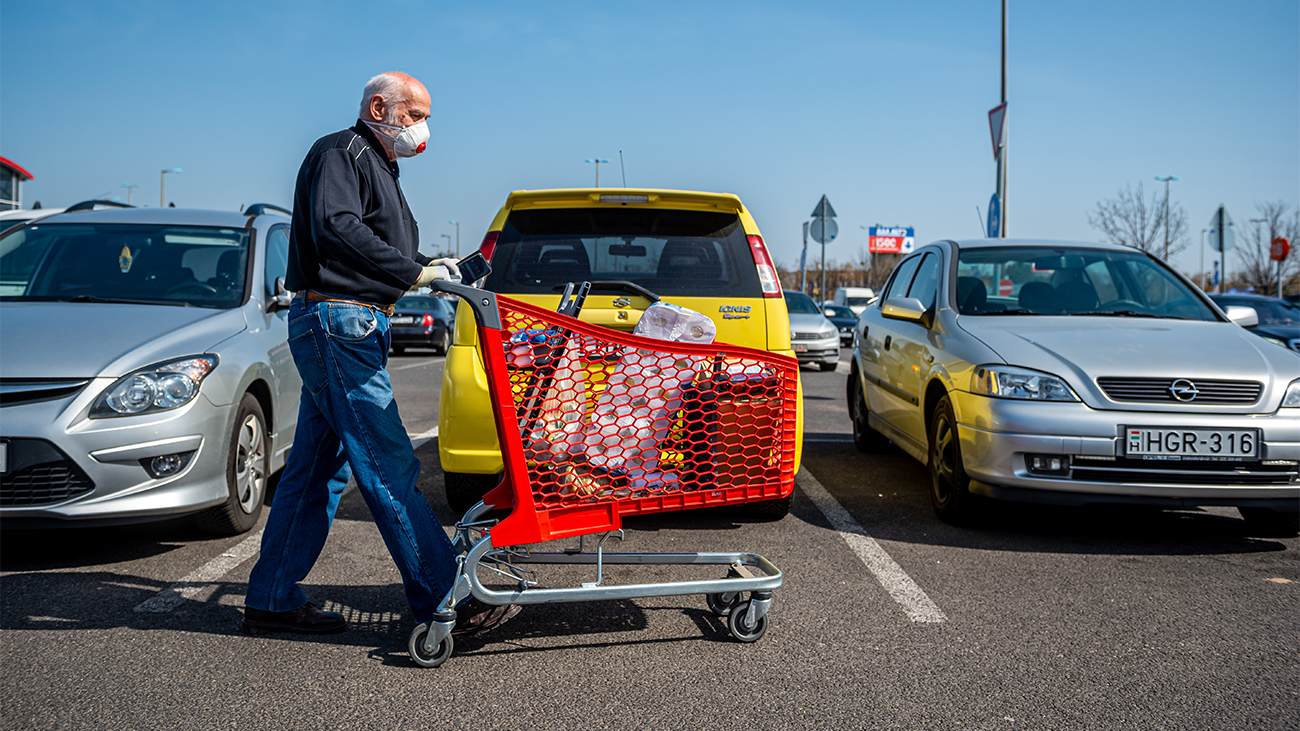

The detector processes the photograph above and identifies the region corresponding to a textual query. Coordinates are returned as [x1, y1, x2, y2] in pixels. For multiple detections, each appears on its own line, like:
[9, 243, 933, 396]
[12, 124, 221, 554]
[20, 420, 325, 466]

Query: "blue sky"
[3, 1, 1296, 277]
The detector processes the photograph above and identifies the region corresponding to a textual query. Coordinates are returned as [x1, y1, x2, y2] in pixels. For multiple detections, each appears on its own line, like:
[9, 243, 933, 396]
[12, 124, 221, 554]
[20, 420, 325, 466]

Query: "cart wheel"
[726, 601, 768, 643]
[408, 624, 454, 668]
[706, 591, 741, 617]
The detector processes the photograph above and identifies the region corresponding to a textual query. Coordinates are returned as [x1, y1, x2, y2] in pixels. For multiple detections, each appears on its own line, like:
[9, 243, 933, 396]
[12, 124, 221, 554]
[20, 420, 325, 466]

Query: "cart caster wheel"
[726, 601, 768, 643]
[408, 624, 454, 668]
[706, 591, 741, 617]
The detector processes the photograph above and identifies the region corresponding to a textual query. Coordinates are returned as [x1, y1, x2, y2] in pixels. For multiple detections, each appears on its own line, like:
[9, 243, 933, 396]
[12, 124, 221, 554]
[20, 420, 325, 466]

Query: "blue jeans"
[246, 299, 457, 624]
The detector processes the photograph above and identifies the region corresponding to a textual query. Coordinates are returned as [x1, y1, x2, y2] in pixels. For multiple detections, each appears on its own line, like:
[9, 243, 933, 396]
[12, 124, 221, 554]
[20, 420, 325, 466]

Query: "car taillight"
[422, 314, 434, 326]
[747, 235, 782, 297]
[479, 231, 500, 261]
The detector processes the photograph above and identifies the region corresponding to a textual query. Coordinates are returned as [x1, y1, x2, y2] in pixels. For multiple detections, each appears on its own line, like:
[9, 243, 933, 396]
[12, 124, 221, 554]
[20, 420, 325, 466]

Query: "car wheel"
[1237, 506, 1300, 537]
[848, 370, 890, 453]
[928, 393, 977, 525]
[747, 493, 792, 520]
[444, 471, 503, 517]
[196, 394, 267, 536]
[434, 329, 450, 356]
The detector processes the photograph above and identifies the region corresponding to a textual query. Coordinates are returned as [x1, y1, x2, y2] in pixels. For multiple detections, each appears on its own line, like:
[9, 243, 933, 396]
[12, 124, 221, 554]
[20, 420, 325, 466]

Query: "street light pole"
[999, 0, 1008, 238]
[1154, 175, 1178, 260]
[1199, 228, 1207, 291]
[1250, 218, 1271, 295]
[440, 233, 453, 257]
[121, 183, 138, 206]
[585, 158, 609, 188]
[448, 220, 460, 257]
[160, 168, 182, 207]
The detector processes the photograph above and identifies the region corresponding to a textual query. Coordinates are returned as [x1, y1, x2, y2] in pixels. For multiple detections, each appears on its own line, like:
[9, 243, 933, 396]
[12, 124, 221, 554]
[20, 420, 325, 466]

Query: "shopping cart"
[410, 280, 799, 668]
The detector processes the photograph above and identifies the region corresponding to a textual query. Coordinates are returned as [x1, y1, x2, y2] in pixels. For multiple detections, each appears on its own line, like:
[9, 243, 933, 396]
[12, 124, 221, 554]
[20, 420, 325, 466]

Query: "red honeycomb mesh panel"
[479, 296, 799, 544]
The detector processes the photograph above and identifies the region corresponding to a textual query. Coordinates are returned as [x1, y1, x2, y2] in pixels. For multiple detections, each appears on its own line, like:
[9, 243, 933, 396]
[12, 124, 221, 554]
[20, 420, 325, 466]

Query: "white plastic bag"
[633, 302, 716, 344]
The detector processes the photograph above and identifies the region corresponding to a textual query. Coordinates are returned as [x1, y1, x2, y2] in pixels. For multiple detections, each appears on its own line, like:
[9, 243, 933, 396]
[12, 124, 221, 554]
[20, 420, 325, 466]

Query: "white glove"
[413, 258, 461, 289]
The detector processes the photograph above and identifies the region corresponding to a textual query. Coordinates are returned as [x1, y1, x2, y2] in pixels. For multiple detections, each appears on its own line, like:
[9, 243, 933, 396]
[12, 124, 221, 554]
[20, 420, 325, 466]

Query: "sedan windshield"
[783, 291, 822, 314]
[955, 246, 1218, 321]
[0, 223, 250, 309]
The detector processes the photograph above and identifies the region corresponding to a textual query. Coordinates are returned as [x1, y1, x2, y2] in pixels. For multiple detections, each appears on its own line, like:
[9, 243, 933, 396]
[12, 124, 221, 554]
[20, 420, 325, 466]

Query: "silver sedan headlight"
[90, 355, 219, 418]
[971, 364, 1078, 402]
[1283, 379, 1300, 408]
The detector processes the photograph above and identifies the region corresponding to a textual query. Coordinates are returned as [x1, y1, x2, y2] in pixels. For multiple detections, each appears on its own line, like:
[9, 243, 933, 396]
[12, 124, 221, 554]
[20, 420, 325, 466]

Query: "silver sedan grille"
[1096, 377, 1263, 405]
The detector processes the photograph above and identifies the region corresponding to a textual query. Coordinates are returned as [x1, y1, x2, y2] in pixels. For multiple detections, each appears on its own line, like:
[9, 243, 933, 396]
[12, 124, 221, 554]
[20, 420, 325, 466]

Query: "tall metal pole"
[1156, 176, 1178, 260]
[449, 220, 460, 257]
[1199, 228, 1207, 291]
[1218, 208, 1226, 294]
[999, 0, 1008, 238]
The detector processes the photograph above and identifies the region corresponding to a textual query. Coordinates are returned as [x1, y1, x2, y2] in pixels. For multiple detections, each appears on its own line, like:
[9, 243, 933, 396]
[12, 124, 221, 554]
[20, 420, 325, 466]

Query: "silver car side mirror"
[1224, 305, 1259, 328]
[268, 277, 293, 313]
[881, 297, 927, 323]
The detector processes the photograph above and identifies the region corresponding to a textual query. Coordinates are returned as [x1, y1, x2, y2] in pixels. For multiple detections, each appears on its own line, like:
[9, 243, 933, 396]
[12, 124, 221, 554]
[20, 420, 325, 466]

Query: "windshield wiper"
[65, 295, 187, 306]
[969, 308, 1043, 316]
[1071, 309, 1179, 319]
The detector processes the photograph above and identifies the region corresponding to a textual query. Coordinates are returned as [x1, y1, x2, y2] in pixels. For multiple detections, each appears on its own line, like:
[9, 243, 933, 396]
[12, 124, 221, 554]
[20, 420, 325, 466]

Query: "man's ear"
[367, 94, 386, 122]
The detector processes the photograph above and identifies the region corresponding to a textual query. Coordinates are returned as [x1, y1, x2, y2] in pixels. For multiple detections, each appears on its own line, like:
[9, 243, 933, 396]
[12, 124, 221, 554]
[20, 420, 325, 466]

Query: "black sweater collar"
[351, 120, 400, 177]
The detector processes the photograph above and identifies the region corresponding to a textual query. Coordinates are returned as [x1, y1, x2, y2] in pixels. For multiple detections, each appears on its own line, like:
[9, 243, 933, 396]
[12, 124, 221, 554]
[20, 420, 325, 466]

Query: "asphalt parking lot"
[2, 351, 1297, 731]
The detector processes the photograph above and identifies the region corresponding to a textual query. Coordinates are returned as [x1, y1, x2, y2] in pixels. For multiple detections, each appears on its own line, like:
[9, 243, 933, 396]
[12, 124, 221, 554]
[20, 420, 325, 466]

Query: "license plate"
[792, 343, 808, 352]
[1125, 427, 1259, 460]
[390, 316, 415, 325]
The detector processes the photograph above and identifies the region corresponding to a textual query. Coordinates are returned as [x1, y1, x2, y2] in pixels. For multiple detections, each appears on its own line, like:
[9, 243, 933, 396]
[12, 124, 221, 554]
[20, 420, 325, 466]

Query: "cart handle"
[428, 280, 501, 330]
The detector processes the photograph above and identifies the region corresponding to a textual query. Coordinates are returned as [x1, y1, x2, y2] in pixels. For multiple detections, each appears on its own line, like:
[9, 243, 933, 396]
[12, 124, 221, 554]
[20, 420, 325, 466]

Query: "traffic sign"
[988, 103, 1007, 160]
[1208, 206, 1235, 253]
[987, 193, 1001, 238]
[998, 278, 1014, 297]
[810, 218, 838, 244]
[811, 195, 837, 219]
[1271, 237, 1290, 262]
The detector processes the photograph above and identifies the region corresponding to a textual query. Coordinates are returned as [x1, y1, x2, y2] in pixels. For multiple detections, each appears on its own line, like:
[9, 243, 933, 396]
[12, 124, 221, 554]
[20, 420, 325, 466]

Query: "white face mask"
[365, 119, 430, 158]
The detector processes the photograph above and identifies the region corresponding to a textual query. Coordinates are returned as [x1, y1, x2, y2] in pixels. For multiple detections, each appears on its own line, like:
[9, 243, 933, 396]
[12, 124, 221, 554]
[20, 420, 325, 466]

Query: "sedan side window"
[882, 255, 922, 302]
[906, 253, 939, 311]
[264, 226, 290, 296]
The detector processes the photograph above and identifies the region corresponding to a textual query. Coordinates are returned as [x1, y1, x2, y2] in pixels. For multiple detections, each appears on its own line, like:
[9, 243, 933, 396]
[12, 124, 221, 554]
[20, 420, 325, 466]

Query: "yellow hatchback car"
[438, 188, 803, 517]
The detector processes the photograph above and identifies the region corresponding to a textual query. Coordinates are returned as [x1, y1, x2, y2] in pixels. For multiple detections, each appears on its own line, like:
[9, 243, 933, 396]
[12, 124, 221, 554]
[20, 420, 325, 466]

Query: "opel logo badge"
[1169, 379, 1199, 402]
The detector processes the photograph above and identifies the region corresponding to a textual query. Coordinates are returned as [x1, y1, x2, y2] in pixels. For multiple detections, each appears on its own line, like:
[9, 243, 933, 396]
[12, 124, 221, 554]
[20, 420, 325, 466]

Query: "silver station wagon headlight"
[1283, 379, 1300, 408]
[90, 355, 219, 418]
[972, 364, 1078, 402]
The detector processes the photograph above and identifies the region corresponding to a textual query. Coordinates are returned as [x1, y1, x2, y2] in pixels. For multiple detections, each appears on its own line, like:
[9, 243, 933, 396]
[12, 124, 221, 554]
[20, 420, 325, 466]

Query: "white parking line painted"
[134, 529, 264, 613]
[835, 360, 852, 374]
[409, 426, 439, 449]
[392, 357, 443, 371]
[797, 468, 947, 623]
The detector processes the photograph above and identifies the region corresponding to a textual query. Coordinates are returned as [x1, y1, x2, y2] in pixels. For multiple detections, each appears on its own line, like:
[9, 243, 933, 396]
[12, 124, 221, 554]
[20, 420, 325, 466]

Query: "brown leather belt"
[299, 290, 396, 317]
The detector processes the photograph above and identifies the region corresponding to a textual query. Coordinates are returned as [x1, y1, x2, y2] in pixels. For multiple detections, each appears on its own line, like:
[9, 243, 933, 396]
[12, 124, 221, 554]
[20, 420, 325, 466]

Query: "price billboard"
[868, 226, 915, 254]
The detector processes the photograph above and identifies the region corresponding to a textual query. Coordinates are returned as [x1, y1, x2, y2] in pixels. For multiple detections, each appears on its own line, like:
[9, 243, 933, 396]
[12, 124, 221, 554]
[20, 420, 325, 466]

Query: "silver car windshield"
[955, 246, 1218, 321]
[0, 223, 250, 309]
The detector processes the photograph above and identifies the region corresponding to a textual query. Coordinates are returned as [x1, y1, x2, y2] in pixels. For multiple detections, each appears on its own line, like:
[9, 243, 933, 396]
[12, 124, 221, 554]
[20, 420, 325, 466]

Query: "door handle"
[883, 335, 892, 351]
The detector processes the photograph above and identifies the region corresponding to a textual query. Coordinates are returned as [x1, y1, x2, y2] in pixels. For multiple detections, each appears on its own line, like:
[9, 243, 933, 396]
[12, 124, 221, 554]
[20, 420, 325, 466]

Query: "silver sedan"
[847, 238, 1300, 533]
[0, 205, 300, 535]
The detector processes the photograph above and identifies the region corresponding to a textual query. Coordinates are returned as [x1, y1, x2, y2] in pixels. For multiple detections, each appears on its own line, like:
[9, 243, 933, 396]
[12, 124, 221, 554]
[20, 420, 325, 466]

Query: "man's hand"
[412, 258, 462, 289]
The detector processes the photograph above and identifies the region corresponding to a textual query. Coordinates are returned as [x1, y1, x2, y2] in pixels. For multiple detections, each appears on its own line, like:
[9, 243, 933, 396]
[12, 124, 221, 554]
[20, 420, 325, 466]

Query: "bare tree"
[1087, 183, 1189, 258]
[1233, 201, 1300, 296]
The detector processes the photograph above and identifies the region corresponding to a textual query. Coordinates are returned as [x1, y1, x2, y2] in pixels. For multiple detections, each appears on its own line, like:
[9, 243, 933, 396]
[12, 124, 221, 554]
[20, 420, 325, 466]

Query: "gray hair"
[358, 73, 408, 118]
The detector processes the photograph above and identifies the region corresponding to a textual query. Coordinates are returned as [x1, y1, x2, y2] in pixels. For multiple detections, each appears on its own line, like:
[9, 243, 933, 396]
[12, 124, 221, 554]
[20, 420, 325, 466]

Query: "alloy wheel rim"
[932, 414, 956, 501]
[235, 414, 266, 514]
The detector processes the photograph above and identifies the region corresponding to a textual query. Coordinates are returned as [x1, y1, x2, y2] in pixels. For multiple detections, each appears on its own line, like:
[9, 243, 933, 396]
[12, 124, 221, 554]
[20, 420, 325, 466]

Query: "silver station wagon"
[847, 238, 1300, 533]
[0, 204, 300, 534]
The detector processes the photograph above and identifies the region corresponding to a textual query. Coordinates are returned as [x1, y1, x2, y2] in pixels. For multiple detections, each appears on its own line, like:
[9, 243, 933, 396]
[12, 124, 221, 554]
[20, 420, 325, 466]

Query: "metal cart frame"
[410, 280, 797, 668]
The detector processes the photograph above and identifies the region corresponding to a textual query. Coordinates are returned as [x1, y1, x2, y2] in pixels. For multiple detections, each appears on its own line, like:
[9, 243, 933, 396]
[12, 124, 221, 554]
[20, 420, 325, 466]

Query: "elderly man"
[242, 72, 516, 639]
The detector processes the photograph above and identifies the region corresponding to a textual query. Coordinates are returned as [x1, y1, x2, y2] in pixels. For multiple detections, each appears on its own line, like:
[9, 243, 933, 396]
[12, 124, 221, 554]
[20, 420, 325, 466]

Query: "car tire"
[196, 394, 267, 536]
[818, 361, 837, 372]
[444, 471, 503, 517]
[928, 393, 977, 525]
[434, 329, 450, 356]
[1237, 506, 1300, 537]
[847, 369, 890, 453]
[747, 493, 792, 520]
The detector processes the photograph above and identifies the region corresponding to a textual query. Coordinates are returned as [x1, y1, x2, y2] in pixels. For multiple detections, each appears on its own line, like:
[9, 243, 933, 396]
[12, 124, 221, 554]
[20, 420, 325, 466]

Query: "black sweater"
[285, 121, 432, 305]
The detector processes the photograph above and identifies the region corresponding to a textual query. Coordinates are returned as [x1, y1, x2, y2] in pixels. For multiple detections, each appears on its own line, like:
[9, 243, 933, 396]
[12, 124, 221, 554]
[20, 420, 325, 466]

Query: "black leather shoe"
[242, 602, 347, 635]
[451, 598, 521, 637]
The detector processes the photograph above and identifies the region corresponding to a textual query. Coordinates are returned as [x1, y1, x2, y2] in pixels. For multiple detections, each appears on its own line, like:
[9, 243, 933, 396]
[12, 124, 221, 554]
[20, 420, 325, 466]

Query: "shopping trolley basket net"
[485, 296, 799, 536]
